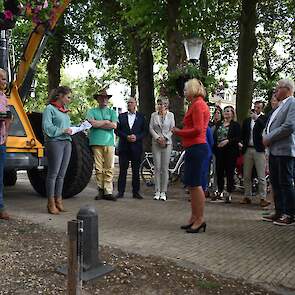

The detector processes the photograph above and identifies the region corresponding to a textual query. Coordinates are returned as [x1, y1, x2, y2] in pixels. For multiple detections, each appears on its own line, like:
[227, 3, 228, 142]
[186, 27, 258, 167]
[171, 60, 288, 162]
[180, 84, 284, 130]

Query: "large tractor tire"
[3, 169, 17, 186]
[27, 132, 94, 198]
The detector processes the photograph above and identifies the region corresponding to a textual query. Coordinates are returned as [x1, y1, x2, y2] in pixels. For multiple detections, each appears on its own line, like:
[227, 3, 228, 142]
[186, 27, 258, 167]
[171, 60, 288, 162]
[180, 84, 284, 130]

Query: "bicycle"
[140, 149, 185, 187]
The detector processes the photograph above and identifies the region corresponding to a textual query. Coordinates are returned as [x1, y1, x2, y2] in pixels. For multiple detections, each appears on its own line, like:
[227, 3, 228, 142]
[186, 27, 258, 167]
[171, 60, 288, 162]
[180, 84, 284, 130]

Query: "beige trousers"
[92, 146, 114, 194]
[243, 147, 266, 199]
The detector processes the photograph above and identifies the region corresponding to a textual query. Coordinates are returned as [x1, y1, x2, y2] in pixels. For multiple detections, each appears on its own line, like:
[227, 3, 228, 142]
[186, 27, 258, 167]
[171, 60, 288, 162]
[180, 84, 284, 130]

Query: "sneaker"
[210, 192, 224, 203]
[273, 214, 294, 226]
[262, 213, 281, 222]
[153, 192, 160, 200]
[160, 192, 167, 201]
[240, 197, 251, 204]
[260, 199, 270, 208]
[224, 192, 232, 204]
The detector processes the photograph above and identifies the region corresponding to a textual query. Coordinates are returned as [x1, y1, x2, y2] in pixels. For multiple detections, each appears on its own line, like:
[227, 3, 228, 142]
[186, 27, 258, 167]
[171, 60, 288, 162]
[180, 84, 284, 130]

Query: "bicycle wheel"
[140, 157, 154, 187]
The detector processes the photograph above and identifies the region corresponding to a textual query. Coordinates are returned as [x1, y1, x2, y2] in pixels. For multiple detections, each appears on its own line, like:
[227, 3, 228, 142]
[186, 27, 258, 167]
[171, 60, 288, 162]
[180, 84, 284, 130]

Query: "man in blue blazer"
[115, 97, 146, 199]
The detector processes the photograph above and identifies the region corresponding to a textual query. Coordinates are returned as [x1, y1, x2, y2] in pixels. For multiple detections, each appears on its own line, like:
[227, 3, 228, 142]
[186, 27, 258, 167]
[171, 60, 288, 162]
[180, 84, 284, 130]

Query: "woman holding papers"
[42, 86, 73, 214]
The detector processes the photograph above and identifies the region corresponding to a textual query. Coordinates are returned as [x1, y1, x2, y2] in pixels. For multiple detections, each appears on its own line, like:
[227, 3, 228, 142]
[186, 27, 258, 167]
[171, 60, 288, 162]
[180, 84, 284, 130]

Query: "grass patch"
[197, 279, 222, 289]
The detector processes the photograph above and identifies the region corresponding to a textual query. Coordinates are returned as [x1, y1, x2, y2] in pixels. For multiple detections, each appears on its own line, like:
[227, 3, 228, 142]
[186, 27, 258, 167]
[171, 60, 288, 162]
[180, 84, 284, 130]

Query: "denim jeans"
[269, 154, 295, 216]
[46, 141, 72, 198]
[0, 145, 6, 212]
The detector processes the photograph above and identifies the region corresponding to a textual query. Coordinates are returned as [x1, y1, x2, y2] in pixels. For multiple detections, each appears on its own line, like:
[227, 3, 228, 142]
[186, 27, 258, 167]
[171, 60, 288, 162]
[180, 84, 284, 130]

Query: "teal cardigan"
[42, 104, 72, 142]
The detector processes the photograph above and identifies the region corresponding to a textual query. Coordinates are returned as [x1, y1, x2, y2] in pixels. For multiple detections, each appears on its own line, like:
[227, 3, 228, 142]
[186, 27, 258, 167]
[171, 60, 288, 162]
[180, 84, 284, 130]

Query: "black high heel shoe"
[180, 222, 193, 230]
[186, 222, 206, 233]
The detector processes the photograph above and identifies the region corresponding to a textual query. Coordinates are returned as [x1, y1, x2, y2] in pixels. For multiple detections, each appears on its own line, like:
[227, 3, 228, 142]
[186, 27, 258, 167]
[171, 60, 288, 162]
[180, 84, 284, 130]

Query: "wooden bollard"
[67, 220, 83, 295]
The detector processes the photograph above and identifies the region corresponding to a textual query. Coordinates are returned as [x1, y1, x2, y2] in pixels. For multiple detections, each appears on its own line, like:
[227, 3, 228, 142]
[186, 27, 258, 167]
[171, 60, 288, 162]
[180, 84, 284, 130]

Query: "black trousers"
[269, 154, 295, 216]
[117, 151, 141, 194]
[215, 148, 237, 193]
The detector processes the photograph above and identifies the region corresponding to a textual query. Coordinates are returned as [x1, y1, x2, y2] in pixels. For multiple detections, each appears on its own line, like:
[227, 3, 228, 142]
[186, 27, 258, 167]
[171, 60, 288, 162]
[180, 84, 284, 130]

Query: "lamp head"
[182, 37, 203, 62]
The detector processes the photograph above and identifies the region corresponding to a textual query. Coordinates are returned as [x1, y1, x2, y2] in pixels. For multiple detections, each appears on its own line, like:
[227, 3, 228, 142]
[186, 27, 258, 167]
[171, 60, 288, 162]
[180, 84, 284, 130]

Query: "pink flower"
[3, 10, 14, 21]
[43, 0, 49, 9]
[32, 15, 41, 25]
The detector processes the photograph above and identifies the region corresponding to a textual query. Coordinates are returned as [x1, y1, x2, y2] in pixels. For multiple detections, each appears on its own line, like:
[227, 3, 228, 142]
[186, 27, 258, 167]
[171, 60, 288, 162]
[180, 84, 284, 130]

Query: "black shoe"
[133, 192, 143, 199]
[95, 188, 104, 200]
[180, 223, 193, 230]
[103, 194, 117, 201]
[116, 192, 124, 198]
[186, 222, 206, 233]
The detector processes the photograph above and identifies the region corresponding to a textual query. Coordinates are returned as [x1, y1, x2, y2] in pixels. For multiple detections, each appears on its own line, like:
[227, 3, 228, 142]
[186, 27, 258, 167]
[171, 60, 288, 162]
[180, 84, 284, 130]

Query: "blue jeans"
[0, 145, 6, 212]
[269, 154, 295, 216]
[46, 141, 72, 198]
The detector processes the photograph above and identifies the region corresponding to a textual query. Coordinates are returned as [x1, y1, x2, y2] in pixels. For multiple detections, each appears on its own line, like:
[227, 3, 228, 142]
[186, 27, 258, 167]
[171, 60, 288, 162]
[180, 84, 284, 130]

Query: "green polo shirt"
[86, 107, 118, 146]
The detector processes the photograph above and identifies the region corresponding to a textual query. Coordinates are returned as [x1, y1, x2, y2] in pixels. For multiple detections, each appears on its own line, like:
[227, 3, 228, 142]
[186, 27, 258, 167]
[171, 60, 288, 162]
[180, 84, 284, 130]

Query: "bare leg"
[189, 186, 205, 228]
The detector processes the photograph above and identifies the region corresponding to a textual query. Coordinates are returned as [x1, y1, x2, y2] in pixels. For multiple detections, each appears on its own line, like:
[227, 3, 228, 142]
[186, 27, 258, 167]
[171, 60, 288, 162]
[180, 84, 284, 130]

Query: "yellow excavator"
[1, 0, 93, 198]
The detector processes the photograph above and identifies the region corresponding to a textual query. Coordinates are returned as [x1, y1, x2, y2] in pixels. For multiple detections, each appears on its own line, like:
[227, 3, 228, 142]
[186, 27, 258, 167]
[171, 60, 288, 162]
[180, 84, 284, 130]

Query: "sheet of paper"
[69, 120, 92, 135]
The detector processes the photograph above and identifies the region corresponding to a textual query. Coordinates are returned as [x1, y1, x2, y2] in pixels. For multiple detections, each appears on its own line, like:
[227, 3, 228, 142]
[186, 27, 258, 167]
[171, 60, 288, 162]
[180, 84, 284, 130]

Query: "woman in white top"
[149, 98, 175, 201]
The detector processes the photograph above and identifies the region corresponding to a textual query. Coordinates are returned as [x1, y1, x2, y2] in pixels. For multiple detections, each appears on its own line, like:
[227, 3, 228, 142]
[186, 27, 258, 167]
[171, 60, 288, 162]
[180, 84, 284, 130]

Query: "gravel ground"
[0, 218, 280, 295]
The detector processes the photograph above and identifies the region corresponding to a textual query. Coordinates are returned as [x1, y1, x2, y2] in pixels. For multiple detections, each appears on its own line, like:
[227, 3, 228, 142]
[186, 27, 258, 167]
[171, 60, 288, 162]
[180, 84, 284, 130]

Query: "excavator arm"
[15, 0, 71, 100]
[5, 0, 71, 167]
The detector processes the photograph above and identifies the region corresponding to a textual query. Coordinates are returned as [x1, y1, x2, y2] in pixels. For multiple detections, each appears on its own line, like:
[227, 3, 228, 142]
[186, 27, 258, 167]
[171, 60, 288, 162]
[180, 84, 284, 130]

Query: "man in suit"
[240, 101, 269, 207]
[263, 79, 295, 226]
[116, 97, 146, 199]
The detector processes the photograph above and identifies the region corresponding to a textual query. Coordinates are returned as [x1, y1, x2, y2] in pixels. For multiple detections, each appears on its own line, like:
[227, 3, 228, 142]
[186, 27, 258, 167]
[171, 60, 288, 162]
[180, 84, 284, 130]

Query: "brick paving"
[5, 169, 295, 292]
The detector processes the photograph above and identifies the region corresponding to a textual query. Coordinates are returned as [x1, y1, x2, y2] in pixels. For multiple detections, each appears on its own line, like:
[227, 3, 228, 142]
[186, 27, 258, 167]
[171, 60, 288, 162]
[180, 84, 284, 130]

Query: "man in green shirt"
[86, 89, 118, 201]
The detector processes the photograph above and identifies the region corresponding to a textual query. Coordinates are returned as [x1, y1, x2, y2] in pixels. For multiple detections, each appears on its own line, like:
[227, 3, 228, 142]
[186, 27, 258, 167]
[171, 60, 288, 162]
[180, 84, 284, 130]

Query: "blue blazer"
[116, 111, 146, 155]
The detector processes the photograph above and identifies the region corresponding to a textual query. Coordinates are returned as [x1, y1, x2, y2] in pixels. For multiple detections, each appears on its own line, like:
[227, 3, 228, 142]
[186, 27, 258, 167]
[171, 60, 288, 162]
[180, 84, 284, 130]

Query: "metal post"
[67, 220, 83, 295]
[57, 206, 114, 282]
[77, 206, 114, 281]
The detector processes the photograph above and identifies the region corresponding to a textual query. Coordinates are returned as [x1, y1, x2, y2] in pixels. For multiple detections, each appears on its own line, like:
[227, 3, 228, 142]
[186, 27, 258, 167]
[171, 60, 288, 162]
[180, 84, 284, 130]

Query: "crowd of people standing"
[1, 70, 295, 230]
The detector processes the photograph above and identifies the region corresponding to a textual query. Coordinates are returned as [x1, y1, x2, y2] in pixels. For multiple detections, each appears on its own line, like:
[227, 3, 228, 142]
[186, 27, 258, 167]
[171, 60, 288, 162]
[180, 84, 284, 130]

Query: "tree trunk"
[134, 35, 155, 151]
[130, 81, 136, 97]
[167, 0, 184, 128]
[47, 24, 65, 93]
[236, 0, 258, 123]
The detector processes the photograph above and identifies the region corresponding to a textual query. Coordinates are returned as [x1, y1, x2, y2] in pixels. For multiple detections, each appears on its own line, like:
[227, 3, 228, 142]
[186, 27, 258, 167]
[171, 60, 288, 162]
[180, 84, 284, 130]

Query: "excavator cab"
[1, 0, 93, 197]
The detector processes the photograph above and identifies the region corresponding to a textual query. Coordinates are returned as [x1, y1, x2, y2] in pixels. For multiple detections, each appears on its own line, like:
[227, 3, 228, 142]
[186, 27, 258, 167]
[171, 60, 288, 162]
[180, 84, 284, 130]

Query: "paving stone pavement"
[5, 170, 295, 293]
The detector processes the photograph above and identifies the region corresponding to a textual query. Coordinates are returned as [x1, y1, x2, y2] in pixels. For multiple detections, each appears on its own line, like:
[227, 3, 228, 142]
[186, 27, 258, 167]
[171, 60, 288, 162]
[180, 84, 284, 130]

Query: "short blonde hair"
[184, 78, 206, 98]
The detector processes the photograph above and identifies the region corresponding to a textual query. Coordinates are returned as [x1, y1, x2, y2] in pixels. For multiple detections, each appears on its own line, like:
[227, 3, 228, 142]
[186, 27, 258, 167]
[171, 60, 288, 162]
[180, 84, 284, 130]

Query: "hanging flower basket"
[0, 0, 21, 29]
[0, 0, 64, 29]
[22, 0, 64, 26]
[164, 62, 217, 97]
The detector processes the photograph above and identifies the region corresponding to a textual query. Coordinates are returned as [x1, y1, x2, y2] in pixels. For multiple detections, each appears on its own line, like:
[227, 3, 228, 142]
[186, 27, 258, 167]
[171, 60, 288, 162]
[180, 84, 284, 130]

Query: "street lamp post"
[175, 37, 203, 96]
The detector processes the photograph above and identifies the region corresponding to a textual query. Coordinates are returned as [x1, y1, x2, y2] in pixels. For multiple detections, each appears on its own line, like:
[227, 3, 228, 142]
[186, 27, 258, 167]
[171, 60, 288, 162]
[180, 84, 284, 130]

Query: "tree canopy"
[4, 0, 295, 122]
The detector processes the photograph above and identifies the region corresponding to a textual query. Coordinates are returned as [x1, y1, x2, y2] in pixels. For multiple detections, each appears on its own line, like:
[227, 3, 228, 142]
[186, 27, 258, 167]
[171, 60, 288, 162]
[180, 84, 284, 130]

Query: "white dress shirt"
[266, 97, 290, 134]
[128, 111, 136, 129]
